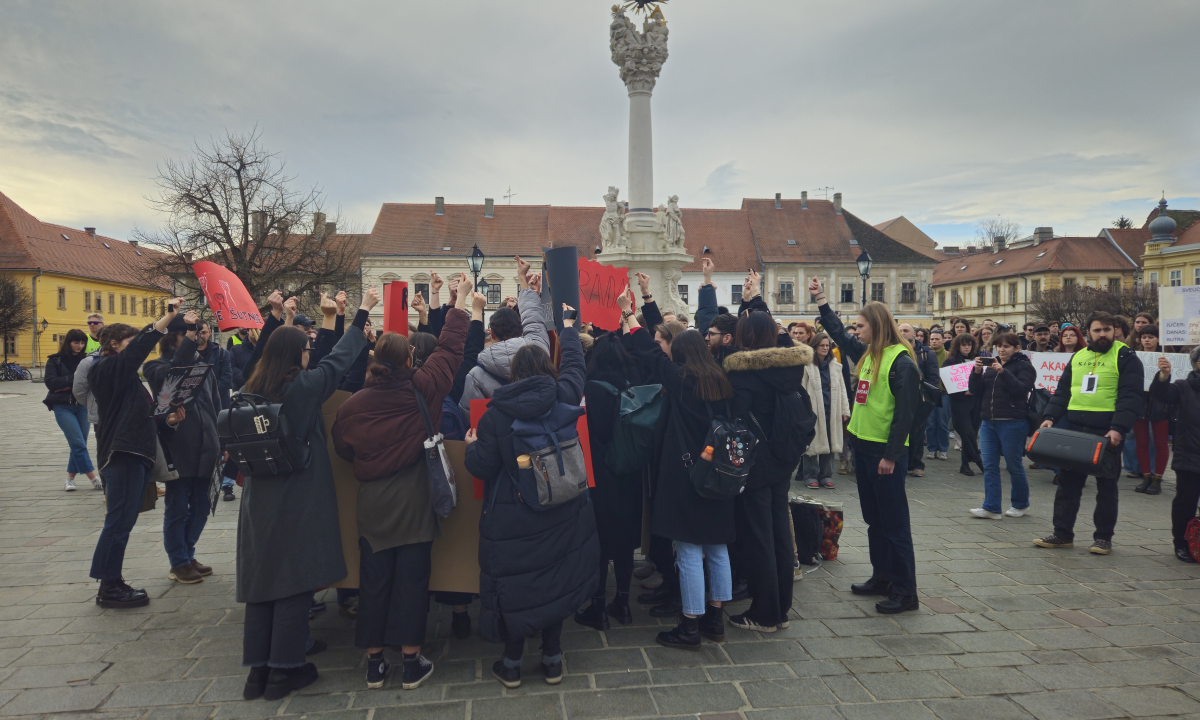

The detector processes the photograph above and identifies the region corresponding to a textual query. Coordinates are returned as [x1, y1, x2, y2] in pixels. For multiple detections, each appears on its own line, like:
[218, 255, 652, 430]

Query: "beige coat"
[802, 357, 849, 456]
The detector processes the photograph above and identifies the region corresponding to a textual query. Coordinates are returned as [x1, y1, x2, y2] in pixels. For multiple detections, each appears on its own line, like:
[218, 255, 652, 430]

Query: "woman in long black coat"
[464, 311, 599, 690]
[575, 334, 646, 631]
[944, 333, 985, 476]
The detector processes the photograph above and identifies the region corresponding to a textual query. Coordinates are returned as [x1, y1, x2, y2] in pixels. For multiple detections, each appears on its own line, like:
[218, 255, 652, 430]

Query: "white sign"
[1136, 351, 1192, 390]
[1023, 352, 1075, 392]
[1158, 285, 1200, 346]
[939, 363, 974, 394]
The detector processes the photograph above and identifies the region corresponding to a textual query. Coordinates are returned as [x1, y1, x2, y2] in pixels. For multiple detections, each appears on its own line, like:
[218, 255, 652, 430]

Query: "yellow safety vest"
[1066, 341, 1125, 414]
[85, 336, 100, 354]
[847, 343, 909, 446]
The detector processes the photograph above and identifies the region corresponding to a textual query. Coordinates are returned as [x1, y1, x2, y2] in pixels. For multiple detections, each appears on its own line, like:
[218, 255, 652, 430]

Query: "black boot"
[263, 663, 319, 700]
[1134, 476, 1151, 493]
[96, 579, 149, 609]
[656, 615, 701, 651]
[876, 593, 920, 615]
[850, 577, 892, 596]
[649, 593, 682, 618]
[574, 597, 610, 631]
[959, 464, 975, 476]
[1145, 475, 1162, 495]
[243, 666, 269, 700]
[698, 604, 725, 643]
[637, 582, 672, 605]
[607, 595, 633, 626]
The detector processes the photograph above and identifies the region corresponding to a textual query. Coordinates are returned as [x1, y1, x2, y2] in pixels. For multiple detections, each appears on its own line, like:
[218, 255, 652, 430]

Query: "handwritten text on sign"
[576, 258, 630, 330]
[192, 261, 264, 331]
[1023, 352, 1075, 392]
[938, 363, 975, 394]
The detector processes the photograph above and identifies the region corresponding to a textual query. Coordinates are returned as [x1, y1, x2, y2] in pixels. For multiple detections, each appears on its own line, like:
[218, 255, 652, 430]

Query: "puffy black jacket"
[43, 352, 84, 410]
[723, 344, 815, 487]
[1045, 343, 1144, 435]
[967, 351, 1036, 421]
[1150, 371, 1200, 471]
[89, 326, 163, 469]
[230, 340, 255, 390]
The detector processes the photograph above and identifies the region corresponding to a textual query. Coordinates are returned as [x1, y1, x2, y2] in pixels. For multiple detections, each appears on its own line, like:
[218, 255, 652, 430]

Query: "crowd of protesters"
[36, 257, 1200, 700]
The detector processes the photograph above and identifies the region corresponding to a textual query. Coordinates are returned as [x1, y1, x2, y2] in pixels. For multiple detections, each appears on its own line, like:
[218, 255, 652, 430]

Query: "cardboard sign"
[382, 281, 409, 336]
[1135, 351, 1192, 390]
[192, 261, 264, 331]
[468, 397, 595, 499]
[938, 363, 975, 394]
[1023, 352, 1075, 392]
[577, 257, 630, 330]
[150, 365, 213, 416]
[1158, 285, 1200, 345]
[322, 391, 360, 589]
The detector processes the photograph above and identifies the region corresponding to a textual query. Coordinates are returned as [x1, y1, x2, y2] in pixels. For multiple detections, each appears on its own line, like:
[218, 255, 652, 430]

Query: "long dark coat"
[584, 364, 646, 560]
[143, 337, 222, 479]
[629, 327, 737, 546]
[464, 327, 599, 642]
[236, 326, 368, 604]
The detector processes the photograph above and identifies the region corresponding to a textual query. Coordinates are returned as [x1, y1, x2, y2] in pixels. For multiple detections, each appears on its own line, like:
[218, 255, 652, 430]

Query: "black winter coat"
[230, 341, 255, 390]
[968, 351, 1036, 421]
[43, 352, 84, 410]
[1150, 371, 1200, 471]
[143, 337, 222, 479]
[89, 326, 163, 469]
[722, 344, 815, 488]
[630, 327, 737, 546]
[584, 363, 646, 560]
[196, 342, 233, 410]
[464, 327, 600, 643]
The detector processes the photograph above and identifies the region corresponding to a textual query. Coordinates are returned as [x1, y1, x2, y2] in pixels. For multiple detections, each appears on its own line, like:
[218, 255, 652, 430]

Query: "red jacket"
[332, 308, 468, 481]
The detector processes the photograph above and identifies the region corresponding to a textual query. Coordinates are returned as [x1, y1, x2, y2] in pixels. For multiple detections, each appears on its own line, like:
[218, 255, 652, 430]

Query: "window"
[52, 334, 59, 344]
[1008, 282, 1017, 304]
[142, 298, 149, 316]
[977, 286, 986, 307]
[1108, 278, 1121, 293]
[777, 282, 793, 304]
[57, 287, 66, 310]
[991, 284, 1000, 306]
[901, 282, 916, 303]
[840, 283, 854, 304]
[1062, 277, 1076, 288]
[148, 299, 155, 316]
[486, 283, 501, 305]
[1195, 268, 1200, 286]
[84, 290, 92, 312]
[950, 289, 961, 309]
[938, 291, 946, 310]
[1170, 269, 1182, 287]
[414, 282, 430, 302]
[120, 295, 127, 315]
[871, 282, 885, 303]
[679, 284, 690, 304]
[1148, 271, 1158, 288]
[108, 293, 115, 314]
[1030, 280, 1041, 299]
[3, 335, 15, 356]
[732, 285, 742, 305]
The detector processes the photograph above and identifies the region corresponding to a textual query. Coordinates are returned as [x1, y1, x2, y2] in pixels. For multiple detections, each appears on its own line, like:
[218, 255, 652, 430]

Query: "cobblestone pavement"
[3, 387, 1200, 720]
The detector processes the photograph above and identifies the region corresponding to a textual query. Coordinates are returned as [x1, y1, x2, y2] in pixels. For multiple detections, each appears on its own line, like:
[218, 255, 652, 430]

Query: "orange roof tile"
[932, 236, 1135, 286]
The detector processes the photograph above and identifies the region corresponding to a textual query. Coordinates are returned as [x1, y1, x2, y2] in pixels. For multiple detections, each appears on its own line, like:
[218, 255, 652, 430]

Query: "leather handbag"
[217, 393, 310, 477]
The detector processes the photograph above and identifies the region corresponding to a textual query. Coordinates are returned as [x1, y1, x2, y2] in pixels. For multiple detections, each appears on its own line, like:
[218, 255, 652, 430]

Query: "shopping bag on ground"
[818, 503, 844, 561]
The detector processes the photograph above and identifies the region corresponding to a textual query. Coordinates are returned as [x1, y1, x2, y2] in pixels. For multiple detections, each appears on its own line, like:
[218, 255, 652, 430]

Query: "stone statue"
[662, 267, 687, 313]
[664, 195, 684, 248]
[610, 8, 669, 94]
[600, 186, 625, 250]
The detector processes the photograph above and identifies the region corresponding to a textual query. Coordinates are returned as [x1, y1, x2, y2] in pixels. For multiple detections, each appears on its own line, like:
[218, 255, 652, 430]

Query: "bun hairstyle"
[97, 323, 139, 356]
[366, 331, 411, 385]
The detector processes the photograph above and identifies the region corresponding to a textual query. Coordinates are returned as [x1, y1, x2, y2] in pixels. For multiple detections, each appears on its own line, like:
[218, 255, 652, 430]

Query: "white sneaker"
[937, 452, 949, 460]
[65, 478, 77, 492]
[1005, 506, 1028, 518]
[926, 451, 936, 460]
[89, 476, 103, 491]
[969, 507, 1002, 520]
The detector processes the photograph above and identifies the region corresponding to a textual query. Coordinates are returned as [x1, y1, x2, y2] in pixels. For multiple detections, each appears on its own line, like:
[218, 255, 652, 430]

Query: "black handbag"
[216, 393, 310, 477]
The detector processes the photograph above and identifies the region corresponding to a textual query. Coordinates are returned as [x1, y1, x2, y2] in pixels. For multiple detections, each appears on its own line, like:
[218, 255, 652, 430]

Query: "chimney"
[833, 193, 842, 214]
[251, 210, 265, 239]
[943, 246, 960, 254]
[1033, 227, 1053, 245]
[484, 198, 494, 218]
[992, 235, 1006, 253]
[435, 197, 445, 215]
[774, 193, 782, 210]
[128, 240, 138, 248]
[313, 212, 326, 239]
[325, 221, 336, 236]
[85, 227, 96, 236]
[801, 191, 808, 210]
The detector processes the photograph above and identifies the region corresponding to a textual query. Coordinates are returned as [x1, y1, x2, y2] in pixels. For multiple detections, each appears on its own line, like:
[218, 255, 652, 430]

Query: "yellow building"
[930, 227, 1140, 329]
[1134, 198, 1200, 291]
[1, 190, 172, 368]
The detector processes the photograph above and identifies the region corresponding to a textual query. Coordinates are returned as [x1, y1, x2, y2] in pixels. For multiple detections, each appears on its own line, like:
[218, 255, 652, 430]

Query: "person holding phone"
[1035, 311, 1143, 555]
[967, 333, 1035, 519]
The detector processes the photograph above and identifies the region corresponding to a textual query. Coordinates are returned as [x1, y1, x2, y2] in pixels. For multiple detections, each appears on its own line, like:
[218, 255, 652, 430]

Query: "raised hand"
[527, 271, 542, 295]
[747, 269, 761, 298]
[411, 291, 427, 313]
[447, 274, 460, 306]
[431, 272, 444, 292]
[319, 292, 338, 317]
[471, 291, 488, 315]
[742, 276, 753, 302]
[183, 310, 199, 325]
[617, 284, 633, 312]
[334, 290, 347, 315]
[267, 290, 284, 314]
[503, 295, 517, 309]
[700, 257, 714, 286]
[360, 285, 380, 312]
[515, 255, 531, 280]
[808, 276, 823, 298]
[1158, 356, 1172, 376]
[562, 303, 577, 328]
[635, 271, 652, 297]
[166, 405, 187, 427]
[165, 297, 186, 316]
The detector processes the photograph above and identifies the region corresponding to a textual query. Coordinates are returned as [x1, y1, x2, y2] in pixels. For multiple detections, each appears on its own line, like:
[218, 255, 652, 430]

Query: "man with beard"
[1035, 311, 1143, 555]
[706, 313, 738, 363]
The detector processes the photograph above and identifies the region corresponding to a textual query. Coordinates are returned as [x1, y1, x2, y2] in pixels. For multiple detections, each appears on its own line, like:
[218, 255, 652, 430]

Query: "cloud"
[693, 161, 740, 207]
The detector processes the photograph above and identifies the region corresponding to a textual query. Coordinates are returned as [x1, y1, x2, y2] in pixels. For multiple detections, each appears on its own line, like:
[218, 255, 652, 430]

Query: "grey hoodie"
[72, 351, 101, 424]
[459, 287, 551, 416]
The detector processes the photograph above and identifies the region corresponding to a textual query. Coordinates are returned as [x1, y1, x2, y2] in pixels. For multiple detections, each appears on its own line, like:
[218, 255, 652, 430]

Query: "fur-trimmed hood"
[722, 343, 812, 373]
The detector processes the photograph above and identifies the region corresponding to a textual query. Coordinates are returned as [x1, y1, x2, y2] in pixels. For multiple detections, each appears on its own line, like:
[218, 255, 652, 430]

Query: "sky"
[2, 0, 1198, 247]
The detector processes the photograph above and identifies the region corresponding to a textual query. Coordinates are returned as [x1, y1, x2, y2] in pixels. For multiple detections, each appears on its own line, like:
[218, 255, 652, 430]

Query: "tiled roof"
[1173, 220, 1200, 247]
[1104, 228, 1151, 263]
[932, 236, 1136, 286]
[744, 198, 858, 264]
[0, 190, 170, 290]
[677, 208, 760, 273]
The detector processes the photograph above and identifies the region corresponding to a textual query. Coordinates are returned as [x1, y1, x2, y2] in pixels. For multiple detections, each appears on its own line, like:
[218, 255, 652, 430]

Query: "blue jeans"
[926, 395, 951, 453]
[163, 476, 212, 568]
[1123, 436, 1140, 474]
[980, 419, 1030, 513]
[854, 449, 916, 596]
[674, 542, 732, 617]
[53, 403, 94, 474]
[90, 453, 150, 580]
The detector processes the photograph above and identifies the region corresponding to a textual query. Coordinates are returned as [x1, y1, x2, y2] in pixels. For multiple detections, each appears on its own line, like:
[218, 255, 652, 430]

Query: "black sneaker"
[242, 666, 269, 700]
[656, 616, 701, 650]
[366, 655, 389, 689]
[492, 659, 521, 688]
[875, 594, 919, 615]
[263, 663, 319, 700]
[222, 486, 235, 501]
[542, 656, 563, 685]
[339, 596, 359, 619]
[451, 611, 471, 640]
[1176, 546, 1197, 563]
[727, 613, 778, 633]
[96, 579, 149, 609]
[698, 604, 725, 643]
[574, 599, 610, 631]
[850, 578, 891, 596]
[401, 655, 434, 690]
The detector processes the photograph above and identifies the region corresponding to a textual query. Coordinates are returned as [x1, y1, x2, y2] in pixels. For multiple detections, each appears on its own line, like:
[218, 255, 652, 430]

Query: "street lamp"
[38, 318, 48, 334]
[856, 250, 873, 307]
[466, 243, 485, 293]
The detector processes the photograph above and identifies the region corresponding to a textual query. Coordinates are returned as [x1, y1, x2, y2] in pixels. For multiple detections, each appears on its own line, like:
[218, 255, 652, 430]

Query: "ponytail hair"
[366, 332, 412, 385]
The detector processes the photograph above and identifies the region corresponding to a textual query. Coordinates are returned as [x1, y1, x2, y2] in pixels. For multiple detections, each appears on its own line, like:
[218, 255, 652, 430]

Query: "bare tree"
[135, 129, 363, 316]
[1113, 216, 1134, 229]
[973, 216, 1022, 248]
[0, 272, 33, 365]
[1028, 284, 1157, 328]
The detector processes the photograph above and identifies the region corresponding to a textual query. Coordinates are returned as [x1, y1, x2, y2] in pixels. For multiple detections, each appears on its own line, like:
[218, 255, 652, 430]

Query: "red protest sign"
[577, 258, 629, 330]
[192, 261, 264, 331]
[382, 281, 409, 336]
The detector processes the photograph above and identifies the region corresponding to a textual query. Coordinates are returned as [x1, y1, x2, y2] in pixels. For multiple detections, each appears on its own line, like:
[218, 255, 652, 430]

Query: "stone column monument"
[597, 5, 692, 316]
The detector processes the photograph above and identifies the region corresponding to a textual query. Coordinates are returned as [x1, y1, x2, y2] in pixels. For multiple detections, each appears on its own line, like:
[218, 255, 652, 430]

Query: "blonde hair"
[854, 302, 915, 381]
[654, 320, 686, 345]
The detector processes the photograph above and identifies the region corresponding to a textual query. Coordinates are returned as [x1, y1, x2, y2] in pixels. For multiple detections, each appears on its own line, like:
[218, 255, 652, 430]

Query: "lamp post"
[466, 243, 485, 300]
[856, 250, 873, 308]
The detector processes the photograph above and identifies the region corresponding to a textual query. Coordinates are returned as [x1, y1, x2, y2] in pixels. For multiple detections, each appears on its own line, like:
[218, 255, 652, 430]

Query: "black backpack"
[673, 399, 759, 499]
[756, 389, 816, 468]
[216, 393, 310, 477]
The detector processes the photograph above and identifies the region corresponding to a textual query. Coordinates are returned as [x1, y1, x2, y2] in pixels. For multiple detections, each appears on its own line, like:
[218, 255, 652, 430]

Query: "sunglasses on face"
[87, 321, 103, 325]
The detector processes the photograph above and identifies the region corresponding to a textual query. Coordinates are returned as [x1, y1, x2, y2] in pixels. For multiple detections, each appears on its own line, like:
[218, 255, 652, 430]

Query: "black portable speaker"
[1025, 427, 1120, 478]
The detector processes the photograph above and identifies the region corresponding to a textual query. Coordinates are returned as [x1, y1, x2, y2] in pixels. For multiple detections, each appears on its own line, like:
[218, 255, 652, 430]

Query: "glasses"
[87, 321, 103, 326]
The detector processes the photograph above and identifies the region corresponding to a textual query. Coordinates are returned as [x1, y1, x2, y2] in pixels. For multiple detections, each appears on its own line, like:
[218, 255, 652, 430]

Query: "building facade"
[0, 191, 171, 367]
[1136, 199, 1200, 291]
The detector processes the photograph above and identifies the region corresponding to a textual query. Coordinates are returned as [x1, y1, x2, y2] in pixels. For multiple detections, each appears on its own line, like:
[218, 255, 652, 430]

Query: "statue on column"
[599, 186, 626, 251]
[664, 195, 684, 248]
[610, 6, 669, 93]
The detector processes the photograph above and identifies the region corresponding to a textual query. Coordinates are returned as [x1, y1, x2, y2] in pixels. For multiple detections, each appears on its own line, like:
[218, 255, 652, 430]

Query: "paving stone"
[1015, 628, 1111, 651]
[787, 660, 848, 677]
[873, 634, 962, 657]
[722, 639, 810, 664]
[706, 663, 793, 681]
[373, 703, 464, 720]
[1094, 686, 1200, 716]
[937, 666, 1043, 695]
[210, 698, 287, 719]
[561, 689, 656, 719]
[0, 685, 115, 716]
[1087, 624, 1180, 647]
[855, 671, 959, 700]
[799, 637, 888, 659]
[836, 700, 938, 720]
[103, 679, 211, 708]
[1094, 658, 1199, 685]
[643, 644, 728, 668]
[744, 707, 842, 720]
[97, 657, 196, 683]
[593, 670, 651, 688]
[649, 682, 744, 714]
[1010, 690, 1126, 720]
[0, 661, 108, 689]
[741, 677, 838, 707]
[952, 652, 1034, 667]
[1016, 662, 1123, 690]
[946, 631, 1036, 653]
[842, 657, 904, 674]
[565, 648, 647, 674]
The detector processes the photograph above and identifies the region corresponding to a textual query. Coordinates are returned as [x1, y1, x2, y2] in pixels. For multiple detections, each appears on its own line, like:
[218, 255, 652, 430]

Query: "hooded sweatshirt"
[459, 287, 550, 415]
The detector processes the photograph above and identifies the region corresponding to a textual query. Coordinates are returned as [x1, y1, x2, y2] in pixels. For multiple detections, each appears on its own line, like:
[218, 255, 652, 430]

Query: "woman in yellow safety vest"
[809, 277, 922, 615]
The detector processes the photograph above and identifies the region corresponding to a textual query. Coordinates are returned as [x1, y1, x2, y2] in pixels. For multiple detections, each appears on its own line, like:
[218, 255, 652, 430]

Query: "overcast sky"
[3, 0, 1197, 246]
